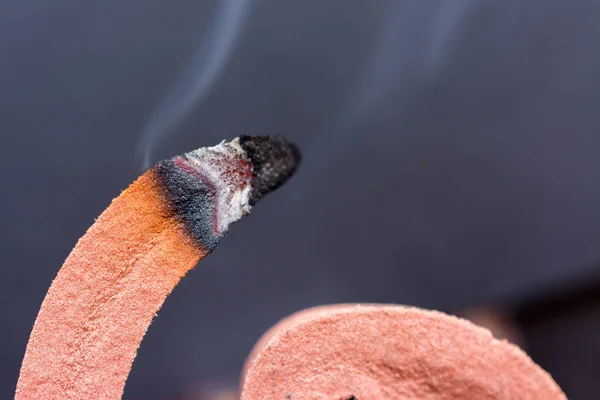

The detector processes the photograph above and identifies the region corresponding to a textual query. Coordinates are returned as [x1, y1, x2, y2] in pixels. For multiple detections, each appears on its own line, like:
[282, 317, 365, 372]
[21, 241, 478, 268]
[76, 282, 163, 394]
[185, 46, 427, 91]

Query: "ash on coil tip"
[154, 135, 300, 250]
[239, 135, 301, 205]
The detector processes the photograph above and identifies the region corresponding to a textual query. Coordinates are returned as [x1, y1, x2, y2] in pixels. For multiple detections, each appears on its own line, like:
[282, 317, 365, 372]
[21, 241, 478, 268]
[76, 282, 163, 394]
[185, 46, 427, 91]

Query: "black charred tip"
[238, 135, 301, 205]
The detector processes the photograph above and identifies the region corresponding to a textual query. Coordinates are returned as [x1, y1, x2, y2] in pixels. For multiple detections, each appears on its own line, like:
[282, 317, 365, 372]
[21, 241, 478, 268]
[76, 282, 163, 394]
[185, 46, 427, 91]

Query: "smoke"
[425, 0, 477, 75]
[136, 0, 252, 170]
[304, 0, 476, 177]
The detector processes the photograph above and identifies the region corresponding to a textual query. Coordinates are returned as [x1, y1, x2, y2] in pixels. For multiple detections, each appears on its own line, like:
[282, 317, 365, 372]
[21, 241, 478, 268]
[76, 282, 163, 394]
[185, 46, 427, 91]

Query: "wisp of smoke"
[304, 0, 476, 177]
[425, 0, 476, 75]
[136, 0, 252, 170]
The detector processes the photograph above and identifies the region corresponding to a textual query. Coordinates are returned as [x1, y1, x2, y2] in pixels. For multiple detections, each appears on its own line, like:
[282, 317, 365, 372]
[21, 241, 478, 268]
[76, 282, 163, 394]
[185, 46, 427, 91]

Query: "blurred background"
[2, 0, 600, 398]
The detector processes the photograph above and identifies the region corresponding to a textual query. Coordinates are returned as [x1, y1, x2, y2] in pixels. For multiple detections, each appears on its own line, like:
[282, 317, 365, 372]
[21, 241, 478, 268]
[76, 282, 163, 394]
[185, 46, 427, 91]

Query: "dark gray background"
[2, 1, 600, 398]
